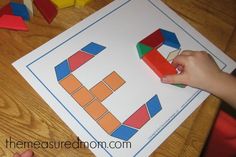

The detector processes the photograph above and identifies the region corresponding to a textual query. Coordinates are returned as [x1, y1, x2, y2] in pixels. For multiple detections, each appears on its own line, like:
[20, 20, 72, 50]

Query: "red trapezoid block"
[0, 14, 28, 31]
[140, 29, 164, 48]
[143, 49, 177, 78]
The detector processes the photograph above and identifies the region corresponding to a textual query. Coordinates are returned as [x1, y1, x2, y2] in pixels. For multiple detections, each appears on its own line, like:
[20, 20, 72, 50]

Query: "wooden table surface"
[0, 0, 235, 156]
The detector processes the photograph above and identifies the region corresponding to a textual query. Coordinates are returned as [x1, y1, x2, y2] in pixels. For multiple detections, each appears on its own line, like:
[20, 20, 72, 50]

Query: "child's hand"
[161, 50, 222, 90]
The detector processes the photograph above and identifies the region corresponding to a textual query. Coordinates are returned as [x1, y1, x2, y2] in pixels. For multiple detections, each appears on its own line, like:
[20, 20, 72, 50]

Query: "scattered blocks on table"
[136, 42, 152, 58]
[90, 81, 113, 101]
[10, 2, 30, 21]
[98, 112, 121, 134]
[111, 125, 138, 141]
[59, 74, 82, 94]
[103, 71, 125, 91]
[0, 14, 28, 31]
[81, 42, 106, 55]
[51, 0, 75, 9]
[68, 51, 94, 72]
[84, 100, 108, 120]
[72, 87, 94, 107]
[124, 104, 150, 129]
[143, 49, 177, 78]
[55, 60, 71, 81]
[33, 0, 58, 23]
[75, 0, 93, 8]
[146, 95, 162, 118]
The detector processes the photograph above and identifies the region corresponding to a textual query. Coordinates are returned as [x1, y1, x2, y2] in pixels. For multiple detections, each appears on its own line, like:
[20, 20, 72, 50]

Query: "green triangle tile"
[136, 43, 152, 58]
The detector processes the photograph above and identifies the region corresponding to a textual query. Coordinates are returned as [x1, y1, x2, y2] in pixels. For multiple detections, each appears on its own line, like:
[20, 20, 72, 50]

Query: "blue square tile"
[81, 42, 106, 55]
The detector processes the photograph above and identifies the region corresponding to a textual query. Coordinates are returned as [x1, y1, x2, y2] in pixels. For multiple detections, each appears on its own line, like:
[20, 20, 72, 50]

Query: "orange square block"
[85, 100, 107, 120]
[59, 74, 82, 94]
[72, 87, 94, 107]
[90, 81, 112, 101]
[98, 112, 121, 134]
[103, 71, 125, 91]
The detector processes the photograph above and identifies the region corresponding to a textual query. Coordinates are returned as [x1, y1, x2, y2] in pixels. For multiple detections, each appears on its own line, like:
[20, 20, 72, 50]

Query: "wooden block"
[103, 71, 125, 91]
[10, 2, 30, 21]
[136, 42, 152, 58]
[84, 100, 107, 120]
[59, 74, 82, 94]
[23, 0, 33, 15]
[140, 29, 164, 48]
[143, 49, 177, 78]
[0, 3, 13, 16]
[75, 0, 93, 8]
[51, 0, 75, 9]
[0, 14, 28, 31]
[90, 81, 112, 101]
[33, 0, 58, 24]
[97, 112, 121, 134]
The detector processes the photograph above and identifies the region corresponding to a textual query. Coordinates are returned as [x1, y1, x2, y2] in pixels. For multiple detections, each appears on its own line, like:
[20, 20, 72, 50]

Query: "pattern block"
[103, 71, 125, 91]
[55, 43, 163, 141]
[111, 125, 138, 141]
[81, 42, 106, 55]
[55, 60, 71, 81]
[68, 51, 94, 72]
[59, 74, 82, 94]
[75, 0, 93, 8]
[159, 29, 180, 49]
[146, 95, 162, 118]
[33, 0, 58, 24]
[0, 15, 28, 31]
[124, 104, 150, 129]
[137, 28, 185, 88]
[143, 49, 177, 77]
[0, 3, 13, 16]
[51, 0, 75, 9]
[10, 2, 30, 21]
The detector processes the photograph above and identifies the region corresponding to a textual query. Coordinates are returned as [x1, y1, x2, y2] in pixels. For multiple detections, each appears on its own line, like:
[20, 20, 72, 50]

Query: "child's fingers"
[161, 74, 186, 84]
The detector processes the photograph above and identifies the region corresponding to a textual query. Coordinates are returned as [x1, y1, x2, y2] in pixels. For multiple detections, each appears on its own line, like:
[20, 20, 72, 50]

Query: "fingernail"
[161, 77, 168, 83]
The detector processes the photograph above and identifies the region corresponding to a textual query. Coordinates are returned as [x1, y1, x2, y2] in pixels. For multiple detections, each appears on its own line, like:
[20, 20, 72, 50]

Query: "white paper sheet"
[13, 0, 236, 156]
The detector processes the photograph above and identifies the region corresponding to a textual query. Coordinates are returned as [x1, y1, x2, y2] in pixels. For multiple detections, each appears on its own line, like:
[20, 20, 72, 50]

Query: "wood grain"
[0, 0, 235, 157]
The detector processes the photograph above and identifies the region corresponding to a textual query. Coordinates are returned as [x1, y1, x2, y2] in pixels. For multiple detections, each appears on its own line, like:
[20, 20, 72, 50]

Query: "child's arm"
[161, 51, 236, 109]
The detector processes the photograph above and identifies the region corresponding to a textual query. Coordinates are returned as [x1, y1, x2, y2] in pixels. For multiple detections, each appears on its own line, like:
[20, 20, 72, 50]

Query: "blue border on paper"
[26, 0, 227, 156]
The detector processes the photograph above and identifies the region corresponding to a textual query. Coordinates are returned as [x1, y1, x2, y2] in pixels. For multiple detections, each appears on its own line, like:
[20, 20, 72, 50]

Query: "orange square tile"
[103, 71, 125, 91]
[72, 87, 94, 107]
[90, 81, 112, 101]
[59, 74, 82, 94]
[98, 112, 121, 134]
[85, 100, 107, 120]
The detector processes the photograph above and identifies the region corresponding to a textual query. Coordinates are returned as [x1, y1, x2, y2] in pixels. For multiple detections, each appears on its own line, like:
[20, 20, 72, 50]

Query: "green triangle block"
[136, 43, 152, 58]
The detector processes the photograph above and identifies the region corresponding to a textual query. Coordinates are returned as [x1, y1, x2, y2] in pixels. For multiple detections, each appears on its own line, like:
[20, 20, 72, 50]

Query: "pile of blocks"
[0, 0, 93, 31]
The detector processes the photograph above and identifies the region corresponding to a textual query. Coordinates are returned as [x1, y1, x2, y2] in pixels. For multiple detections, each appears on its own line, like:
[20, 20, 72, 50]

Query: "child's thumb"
[161, 74, 185, 84]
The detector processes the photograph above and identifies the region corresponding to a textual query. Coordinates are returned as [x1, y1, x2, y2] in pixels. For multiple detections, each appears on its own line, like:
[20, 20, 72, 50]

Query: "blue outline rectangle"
[25, 0, 227, 156]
